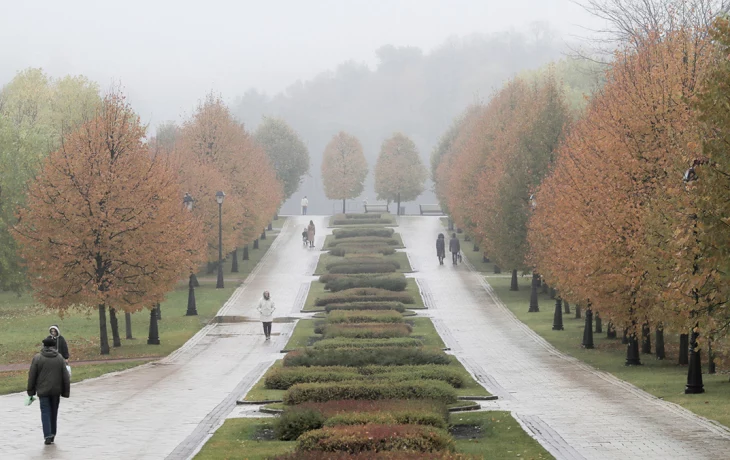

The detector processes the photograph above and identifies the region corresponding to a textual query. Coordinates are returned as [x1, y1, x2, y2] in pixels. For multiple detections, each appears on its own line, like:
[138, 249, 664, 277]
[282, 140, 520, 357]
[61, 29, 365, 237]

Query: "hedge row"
[274, 451, 476, 460]
[332, 218, 392, 226]
[315, 288, 414, 306]
[326, 310, 404, 324]
[334, 228, 394, 238]
[328, 236, 400, 247]
[328, 263, 398, 274]
[296, 424, 455, 453]
[326, 257, 400, 269]
[329, 246, 396, 257]
[283, 347, 451, 367]
[320, 323, 412, 339]
[323, 274, 407, 292]
[313, 337, 422, 350]
[295, 399, 449, 419]
[283, 380, 458, 405]
[323, 302, 405, 313]
[324, 411, 446, 429]
[343, 213, 382, 219]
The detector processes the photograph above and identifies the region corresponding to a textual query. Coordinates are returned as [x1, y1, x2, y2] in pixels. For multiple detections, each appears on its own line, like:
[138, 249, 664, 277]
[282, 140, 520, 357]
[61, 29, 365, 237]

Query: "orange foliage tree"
[321, 132, 368, 213]
[14, 93, 205, 355]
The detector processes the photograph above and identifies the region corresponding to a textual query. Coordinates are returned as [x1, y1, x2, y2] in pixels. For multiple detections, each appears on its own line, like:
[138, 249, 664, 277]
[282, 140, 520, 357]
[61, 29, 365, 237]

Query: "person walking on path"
[436, 233, 446, 265]
[48, 325, 69, 363]
[301, 196, 308, 215]
[307, 220, 316, 248]
[27, 337, 70, 445]
[257, 291, 276, 340]
[449, 232, 461, 266]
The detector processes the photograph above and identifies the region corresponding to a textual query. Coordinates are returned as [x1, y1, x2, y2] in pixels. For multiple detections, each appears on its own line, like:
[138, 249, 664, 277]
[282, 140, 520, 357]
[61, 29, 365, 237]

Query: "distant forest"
[233, 26, 589, 215]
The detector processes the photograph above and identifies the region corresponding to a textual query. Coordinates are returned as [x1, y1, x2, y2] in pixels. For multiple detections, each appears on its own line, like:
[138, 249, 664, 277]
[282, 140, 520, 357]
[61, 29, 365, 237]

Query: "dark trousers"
[39, 395, 60, 439]
[262, 322, 272, 337]
[452, 252, 459, 264]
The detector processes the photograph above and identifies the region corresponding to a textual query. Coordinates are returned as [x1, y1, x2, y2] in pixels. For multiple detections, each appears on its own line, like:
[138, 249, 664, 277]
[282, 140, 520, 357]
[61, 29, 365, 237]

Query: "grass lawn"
[313, 251, 413, 275]
[0, 219, 285, 394]
[487, 275, 730, 429]
[451, 411, 553, 459]
[194, 417, 294, 460]
[301, 278, 425, 313]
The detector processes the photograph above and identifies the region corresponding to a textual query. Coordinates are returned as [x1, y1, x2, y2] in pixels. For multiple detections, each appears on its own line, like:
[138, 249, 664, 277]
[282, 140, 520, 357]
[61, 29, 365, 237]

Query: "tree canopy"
[374, 133, 427, 203]
[254, 117, 310, 200]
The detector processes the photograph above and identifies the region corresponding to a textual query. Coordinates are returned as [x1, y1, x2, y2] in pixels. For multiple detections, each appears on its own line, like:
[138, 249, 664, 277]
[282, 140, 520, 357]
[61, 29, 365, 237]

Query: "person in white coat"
[257, 291, 276, 340]
[301, 196, 309, 215]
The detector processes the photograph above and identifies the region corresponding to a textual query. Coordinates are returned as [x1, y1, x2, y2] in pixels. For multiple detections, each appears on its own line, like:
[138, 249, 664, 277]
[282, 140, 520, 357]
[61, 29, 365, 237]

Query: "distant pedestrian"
[48, 325, 69, 363]
[27, 337, 70, 445]
[301, 196, 309, 215]
[307, 220, 316, 248]
[302, 227, 309, 247]
[436, 233, 446, 265]
[449, 233, 461, 265]
[257, 291, 276, 340]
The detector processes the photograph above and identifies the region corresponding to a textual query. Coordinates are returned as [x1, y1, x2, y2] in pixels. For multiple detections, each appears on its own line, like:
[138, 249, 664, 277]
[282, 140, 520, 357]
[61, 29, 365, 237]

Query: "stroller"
[302, 229, 309, 247]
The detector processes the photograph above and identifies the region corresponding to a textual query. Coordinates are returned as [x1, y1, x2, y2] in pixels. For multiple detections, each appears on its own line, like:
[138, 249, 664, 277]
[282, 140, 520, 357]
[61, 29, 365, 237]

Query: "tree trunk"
[549, 288, 556, 299]
[190, 273, 199, 287]
[243, 245, 249, 260]
[510, 269, 518, 291]
[541, 282, 549, 294]
[98, 304, 110, 355]
[342, 198, 346, 214]
[594, 312, 602, 333]
[621, 327, 629, 344]
[473, 243, 479, 251]
[528, 273, 539, 313]
[482, 253, 490, 263]
[109, 308, 121, 347]
[261, 229, 267, 240]
[575, 304, 581, 319]
[679, 333, 689, 365]
[397, 192, 401, 216]
[709, 337, 716, 374]
[231, 248, 239, 273]
[655, 323, 665, 359]
[493, 265, 501, 274]
[641, 322, 651, 354]
[125, 311, 133, 339]
[607, 321, 617, 339]
[206, 262, 215, 274]
[268, 221, 273, 231]
[253, 238, 259, 249]
[564, 300, 571, 314]
[156, 303, 161, 320]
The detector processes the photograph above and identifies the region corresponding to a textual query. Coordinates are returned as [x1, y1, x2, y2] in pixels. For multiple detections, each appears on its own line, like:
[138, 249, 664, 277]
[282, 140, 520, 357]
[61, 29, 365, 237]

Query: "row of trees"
[321, 131, 427, 213]
[2, 73, 311, 353]
[433, 3, 730, 374]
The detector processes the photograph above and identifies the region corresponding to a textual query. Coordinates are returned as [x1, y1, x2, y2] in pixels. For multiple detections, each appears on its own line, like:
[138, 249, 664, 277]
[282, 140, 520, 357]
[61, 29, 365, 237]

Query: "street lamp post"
[216, 191, 225, 289]
[183, 193, 198, 315]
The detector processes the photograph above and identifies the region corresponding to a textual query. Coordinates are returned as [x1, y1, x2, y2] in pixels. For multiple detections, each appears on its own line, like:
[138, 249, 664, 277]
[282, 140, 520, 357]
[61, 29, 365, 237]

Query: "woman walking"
[257, 291, 276, 340]
[307, 220, 316, 248]
[48, 325, 69, 363]
[436, 233, 446, 265]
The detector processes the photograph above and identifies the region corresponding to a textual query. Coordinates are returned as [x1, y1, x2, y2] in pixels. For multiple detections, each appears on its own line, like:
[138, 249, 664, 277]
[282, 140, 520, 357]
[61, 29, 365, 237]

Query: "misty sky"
[0, 0, 602, 127]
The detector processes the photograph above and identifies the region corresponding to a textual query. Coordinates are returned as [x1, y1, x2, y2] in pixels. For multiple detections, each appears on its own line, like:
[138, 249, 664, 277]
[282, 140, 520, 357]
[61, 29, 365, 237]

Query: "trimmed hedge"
[343, 213, 382, 219]
[315, 288, 414, 306]
[332, 218, 392, 225]
[274, 452, 475, 460]
[326, 310, 404, 324]
[274, 407, 325, 440]
[295, 399, 449, 419]
[324, 410, 446, 429]
[321, 323, 412, 339]
[334, 228, 394, 238]
[324, 302, 405, 313]
[328, 263, 397, 274]
[265, 367, 360, 390]
[328, 236, 399, 247]
[329, 246, 396, 256]
[296, 424, 455, 453]
[323, 274, 407, 292]
[283, 347, 451, 368]
[326, 257, 400, 270]
[313, 337, 422, 349]
[283, 380, 458, 405]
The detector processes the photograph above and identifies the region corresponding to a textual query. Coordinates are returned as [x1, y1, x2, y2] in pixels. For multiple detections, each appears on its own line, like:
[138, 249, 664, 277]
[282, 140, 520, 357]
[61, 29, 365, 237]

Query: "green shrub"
[361, 365, 465, 388]
[328, 236, 399, 247]
[296, 424, 455, 453]
[327, 310, 404, 324]
[326, 257, 399, 269]
[322, 323, 412, 339]
[332, 218, 392, 225]
[343, 213, 381, 219]
[334, 228, 394, 238]
[295, 399, 449, 420]
[274, 407, 325, 440]
[328, 263, 398, 274]
[283, 347, 451, 367]
[324, 410, 447, 429]
[312, 337, 423, 350]
[315, 288, 414, 306]
[323, 274, 407, 292]
[324, 302, 406, 313]
[328, 246, 396, 256]
[284, 380, 458, 405]
[265, 367, 361, 390]
[274, 451, 475, 459]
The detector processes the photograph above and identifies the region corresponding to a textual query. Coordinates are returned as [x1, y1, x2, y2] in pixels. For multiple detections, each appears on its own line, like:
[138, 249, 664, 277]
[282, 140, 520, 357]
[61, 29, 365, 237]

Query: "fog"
[0, 0, 603, 213]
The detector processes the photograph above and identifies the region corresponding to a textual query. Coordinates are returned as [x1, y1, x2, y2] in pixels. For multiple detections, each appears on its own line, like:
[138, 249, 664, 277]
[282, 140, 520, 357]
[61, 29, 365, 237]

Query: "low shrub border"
[326, 310, 404, 324]
[331, 218, 392, 226]
[296, 424, 455, 453]
[319, 323, 412, 339]
[326, 257, 400, 270]
[333, 228, 394, 238]
[324, 410, 446, 429]
[329, 246, 396, 256]
[323, 301, 406, 313]
[284, 380, 458, 405]
[328, 263, 398, 274]
[322, 274, 408, 292]
[283, 347, 452, 368]
[315, 288, 414, 306]
[313, 337, 422, 349]
[328, 236, 400, 247]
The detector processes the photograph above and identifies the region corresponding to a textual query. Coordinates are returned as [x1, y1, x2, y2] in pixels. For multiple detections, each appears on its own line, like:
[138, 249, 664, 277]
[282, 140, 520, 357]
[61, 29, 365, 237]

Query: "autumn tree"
[321, 132, 368, 213]
[14, 93, 205, 355]
[254, 117, 310, 200]
[374, 133, 426, 214]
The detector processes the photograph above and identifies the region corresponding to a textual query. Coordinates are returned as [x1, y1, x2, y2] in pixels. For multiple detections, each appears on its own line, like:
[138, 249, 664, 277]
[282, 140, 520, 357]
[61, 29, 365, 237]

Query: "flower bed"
[318, 323, 412, 339]
[296, 424, 455, 453]
[326, 310, 404, 324]
[274, 451, 475, 459]
[321, 273, 408, 292]
[313, 337, 422, 349]
[283, 347, 451, 367]
[315, 288, 414, 306]
[283, 380, 458, 405]
[323, 302, 406, 313]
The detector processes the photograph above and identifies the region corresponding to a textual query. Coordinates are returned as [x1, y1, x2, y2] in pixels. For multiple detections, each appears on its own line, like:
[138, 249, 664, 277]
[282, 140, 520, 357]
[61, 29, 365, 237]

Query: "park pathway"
[399, 216, 730, 460]
[0, 215, 328, 460]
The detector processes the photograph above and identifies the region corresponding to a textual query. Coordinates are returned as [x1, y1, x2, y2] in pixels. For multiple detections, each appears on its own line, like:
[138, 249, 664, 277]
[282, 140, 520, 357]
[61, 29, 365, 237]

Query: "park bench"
[419, 204, 444, 215]
[364, 203, 390, 213]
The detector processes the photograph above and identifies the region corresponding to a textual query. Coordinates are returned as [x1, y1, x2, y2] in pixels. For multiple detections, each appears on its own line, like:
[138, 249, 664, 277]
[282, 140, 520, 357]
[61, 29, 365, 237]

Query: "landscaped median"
[195, 217, 552, 459]
[0, 218, 286, 395]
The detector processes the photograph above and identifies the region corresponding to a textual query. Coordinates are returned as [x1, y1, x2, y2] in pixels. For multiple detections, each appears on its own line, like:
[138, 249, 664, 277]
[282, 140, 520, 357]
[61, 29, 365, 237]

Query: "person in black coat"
[436, 233, 446, 265]
[27, 337, 71, 445]
[48, 325, 69, 362]
[449, 233, 461, 265]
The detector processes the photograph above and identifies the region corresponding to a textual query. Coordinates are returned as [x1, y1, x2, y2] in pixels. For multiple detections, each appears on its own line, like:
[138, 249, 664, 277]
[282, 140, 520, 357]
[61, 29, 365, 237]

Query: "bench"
[364, 203, 390, 213]
[419, 204, 444, 215]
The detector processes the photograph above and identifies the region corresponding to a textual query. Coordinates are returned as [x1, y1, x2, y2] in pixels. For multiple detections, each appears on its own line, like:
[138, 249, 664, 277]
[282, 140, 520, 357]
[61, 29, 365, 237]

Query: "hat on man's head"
[42, 337, 56, 347]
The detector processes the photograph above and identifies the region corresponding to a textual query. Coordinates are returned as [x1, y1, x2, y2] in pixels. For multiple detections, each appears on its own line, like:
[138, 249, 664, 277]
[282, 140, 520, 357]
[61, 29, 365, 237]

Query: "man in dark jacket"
[449, 233, 461, 265]
[27, 337, 71, 445]
[436, 233, 446, 265]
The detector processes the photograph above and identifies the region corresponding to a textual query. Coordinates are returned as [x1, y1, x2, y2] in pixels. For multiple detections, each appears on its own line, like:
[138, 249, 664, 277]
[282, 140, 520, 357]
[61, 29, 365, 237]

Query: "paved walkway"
[0, 216, 328, 460]
[398, 216, 730, 460]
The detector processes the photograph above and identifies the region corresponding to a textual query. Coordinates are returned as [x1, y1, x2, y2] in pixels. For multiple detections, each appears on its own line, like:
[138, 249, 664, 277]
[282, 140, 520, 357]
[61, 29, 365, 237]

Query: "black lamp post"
[582, 307, 594, 349]
[528, 272, 539, 312]
[147, 305, 160, 345]
[552, 297, 564, 331]
[183, 193, 198, 315]
[685, 324, 704, 393]
[216, 191, 225, 289]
